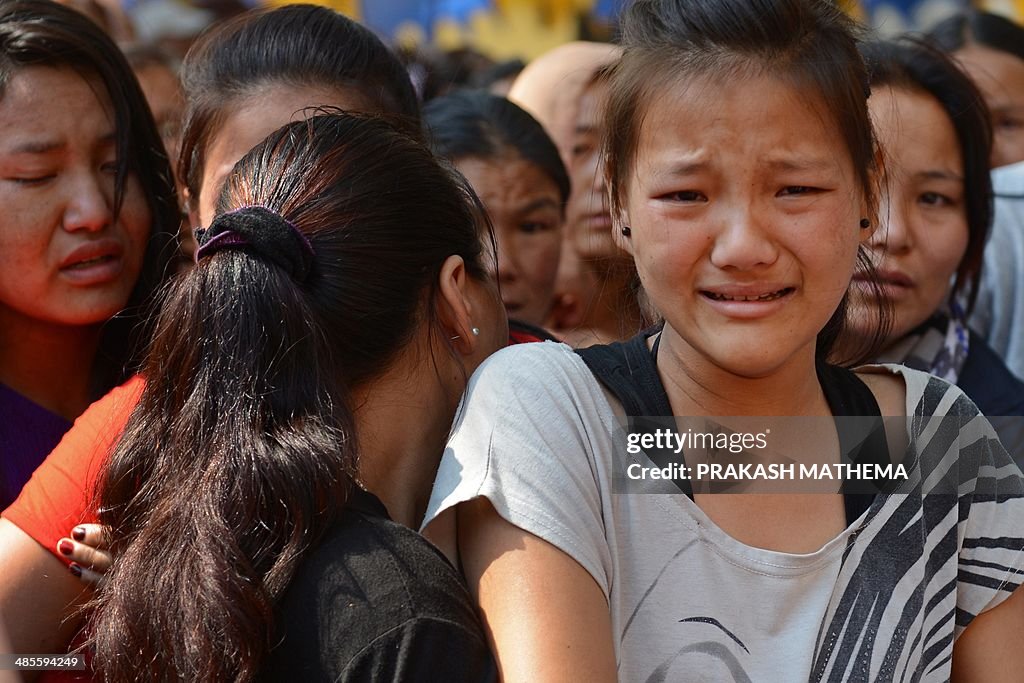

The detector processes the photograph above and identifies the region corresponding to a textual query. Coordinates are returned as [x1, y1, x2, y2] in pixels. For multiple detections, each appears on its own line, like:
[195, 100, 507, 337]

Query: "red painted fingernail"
[72, 527, 86, 541]
[58, 540, 74, 556]
[69, 563, 82, 578]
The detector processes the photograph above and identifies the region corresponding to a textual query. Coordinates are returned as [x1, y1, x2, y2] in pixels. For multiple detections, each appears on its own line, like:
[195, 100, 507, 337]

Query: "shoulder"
[856, 363, 980, 418]
[466, 341, 599, 403]
[269, 510, 486, 677]
[474, 340, 584, 377]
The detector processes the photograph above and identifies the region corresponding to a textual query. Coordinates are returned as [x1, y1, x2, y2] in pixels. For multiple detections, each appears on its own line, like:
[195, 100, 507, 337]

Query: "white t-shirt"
[424, 341, 1024, 682]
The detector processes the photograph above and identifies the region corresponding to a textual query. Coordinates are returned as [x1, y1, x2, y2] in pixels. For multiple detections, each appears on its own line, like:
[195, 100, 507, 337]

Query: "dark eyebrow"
[763, 158, 834, 173]
[519, 197, 561, 213]
[663, 160, 711, 176]
[7, 139, 64, 155]
[915, 170, 963, 183]
[5, 130, 115, 155]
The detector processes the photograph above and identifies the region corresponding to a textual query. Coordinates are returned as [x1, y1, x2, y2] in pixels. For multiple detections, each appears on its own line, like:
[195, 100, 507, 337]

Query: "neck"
[0, 307, 101, 420]
[656, 324, 830, 417]
[351, 353, 456, 529]
[576, 257, 643, 344]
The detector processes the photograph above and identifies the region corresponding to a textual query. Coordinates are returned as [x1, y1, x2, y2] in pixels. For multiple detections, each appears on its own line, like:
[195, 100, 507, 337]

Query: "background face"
[855, 85, 967, 342]
[619, 73, 864, 379]
[0, 66, 150, 328]
[457, 153, 562, 326]
[954, 44, 1024, 169]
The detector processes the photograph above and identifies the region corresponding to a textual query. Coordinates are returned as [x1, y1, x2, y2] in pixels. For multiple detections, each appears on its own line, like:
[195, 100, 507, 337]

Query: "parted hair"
[862, 38, 993, 313]
[0, 0, 179, 392]
[604, 0, 889, 363]
[178, 3, 420, 211]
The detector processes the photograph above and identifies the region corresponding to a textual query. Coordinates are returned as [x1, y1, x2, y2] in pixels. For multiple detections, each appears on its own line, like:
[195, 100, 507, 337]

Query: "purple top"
[0, 384, 72, 509]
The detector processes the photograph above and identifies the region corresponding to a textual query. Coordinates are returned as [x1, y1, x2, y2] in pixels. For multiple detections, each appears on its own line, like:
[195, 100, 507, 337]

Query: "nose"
[494, 229, 520, 285]
[870, 192, 911, 255]
[62, 169, 113, 233]
[708, 205, 779, 271]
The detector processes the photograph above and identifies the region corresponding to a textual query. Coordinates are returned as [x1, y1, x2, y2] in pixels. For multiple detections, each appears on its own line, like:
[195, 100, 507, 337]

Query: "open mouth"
[702, 287, 794, 302]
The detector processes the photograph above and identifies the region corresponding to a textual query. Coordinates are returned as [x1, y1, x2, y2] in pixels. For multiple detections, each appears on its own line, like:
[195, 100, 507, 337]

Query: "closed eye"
[6, 174, 55, 185]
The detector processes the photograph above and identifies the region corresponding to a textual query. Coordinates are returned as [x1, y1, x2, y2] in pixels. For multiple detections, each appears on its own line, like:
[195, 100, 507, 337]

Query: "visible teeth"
[708, 289, 789, 302]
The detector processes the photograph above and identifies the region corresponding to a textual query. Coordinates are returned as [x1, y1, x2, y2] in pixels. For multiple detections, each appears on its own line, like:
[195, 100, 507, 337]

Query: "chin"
[59, 297, 134, 326]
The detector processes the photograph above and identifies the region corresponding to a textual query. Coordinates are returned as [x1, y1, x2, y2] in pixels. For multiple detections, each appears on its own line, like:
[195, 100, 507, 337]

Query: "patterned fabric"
[878, 306, 969, 384]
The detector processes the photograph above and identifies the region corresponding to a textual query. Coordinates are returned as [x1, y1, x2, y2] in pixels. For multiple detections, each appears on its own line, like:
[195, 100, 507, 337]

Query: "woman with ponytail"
[0, 4, 427, 662]
[87, 112, 502, 680]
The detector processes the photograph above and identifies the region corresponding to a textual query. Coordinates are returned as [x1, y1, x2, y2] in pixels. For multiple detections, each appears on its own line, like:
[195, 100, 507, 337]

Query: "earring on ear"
[621, 226, 632, 237]
[471, 327, 480, 336]
[859, 218, 871, 229]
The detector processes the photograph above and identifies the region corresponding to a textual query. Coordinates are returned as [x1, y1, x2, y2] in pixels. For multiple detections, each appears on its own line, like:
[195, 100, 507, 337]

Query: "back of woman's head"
[862, 38, 993, 312]
[605, 0, 883, 363]
[91, 112, 488, 683]
[424, 90, 570, 205]
[178, 3, 420, 204]
[927, 9, 1024, 63]
[0, 0, 178, 389]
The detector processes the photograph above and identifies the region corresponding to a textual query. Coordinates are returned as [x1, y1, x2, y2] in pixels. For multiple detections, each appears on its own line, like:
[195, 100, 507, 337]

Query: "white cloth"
[969, 160, 1024, 377]
[425, 342, 1024, 682]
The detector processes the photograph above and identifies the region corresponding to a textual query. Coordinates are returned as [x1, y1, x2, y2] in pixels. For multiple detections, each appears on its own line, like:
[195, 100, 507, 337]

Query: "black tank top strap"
[576, 328, 673, 418]
[816, 361, 890, 523]
[576, 328, 887, 524]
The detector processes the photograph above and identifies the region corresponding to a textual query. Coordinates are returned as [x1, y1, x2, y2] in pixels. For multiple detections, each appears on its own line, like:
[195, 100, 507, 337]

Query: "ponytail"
[89, 114, 489, 681]
[91, 223, 354, 681]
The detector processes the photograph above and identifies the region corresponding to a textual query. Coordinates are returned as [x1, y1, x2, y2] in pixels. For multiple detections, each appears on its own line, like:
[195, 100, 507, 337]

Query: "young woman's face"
[456, 153, 562, 326]
[617, 73, 866, 378]
[194, 83, 371, 228]
[954, 44, 1024, 168]
[0, 66, 151, 327]
[855, 86, 967, 342]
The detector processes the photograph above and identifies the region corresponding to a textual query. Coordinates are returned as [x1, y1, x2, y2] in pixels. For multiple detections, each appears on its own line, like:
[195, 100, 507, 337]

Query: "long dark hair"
[89, 113, 490, 681]
[178, 3, 420, 210]
[861, 38, 993, 313]
[424, 90, 571, 206]
[604, 0, 889, 363]
[0, 0, 179, 392]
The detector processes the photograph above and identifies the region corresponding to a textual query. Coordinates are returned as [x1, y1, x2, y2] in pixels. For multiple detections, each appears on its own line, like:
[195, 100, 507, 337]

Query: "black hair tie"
[194, 206, 315, 283]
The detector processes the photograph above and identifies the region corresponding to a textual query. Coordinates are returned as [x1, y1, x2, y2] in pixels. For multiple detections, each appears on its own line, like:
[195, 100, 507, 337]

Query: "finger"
[71, 523, 110, 550]
[69, 562, 106, 588]
[57, 537, 112, 573]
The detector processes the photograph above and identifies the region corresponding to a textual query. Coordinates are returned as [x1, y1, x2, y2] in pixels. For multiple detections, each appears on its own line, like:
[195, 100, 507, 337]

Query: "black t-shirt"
[261, 487, 496, 682]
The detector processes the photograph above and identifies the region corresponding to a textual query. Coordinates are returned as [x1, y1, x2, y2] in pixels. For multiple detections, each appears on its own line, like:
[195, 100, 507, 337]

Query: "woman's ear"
[437, 255, 480, 355]
[861, 146, 887, 245]
[611, 204, 634, 255]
